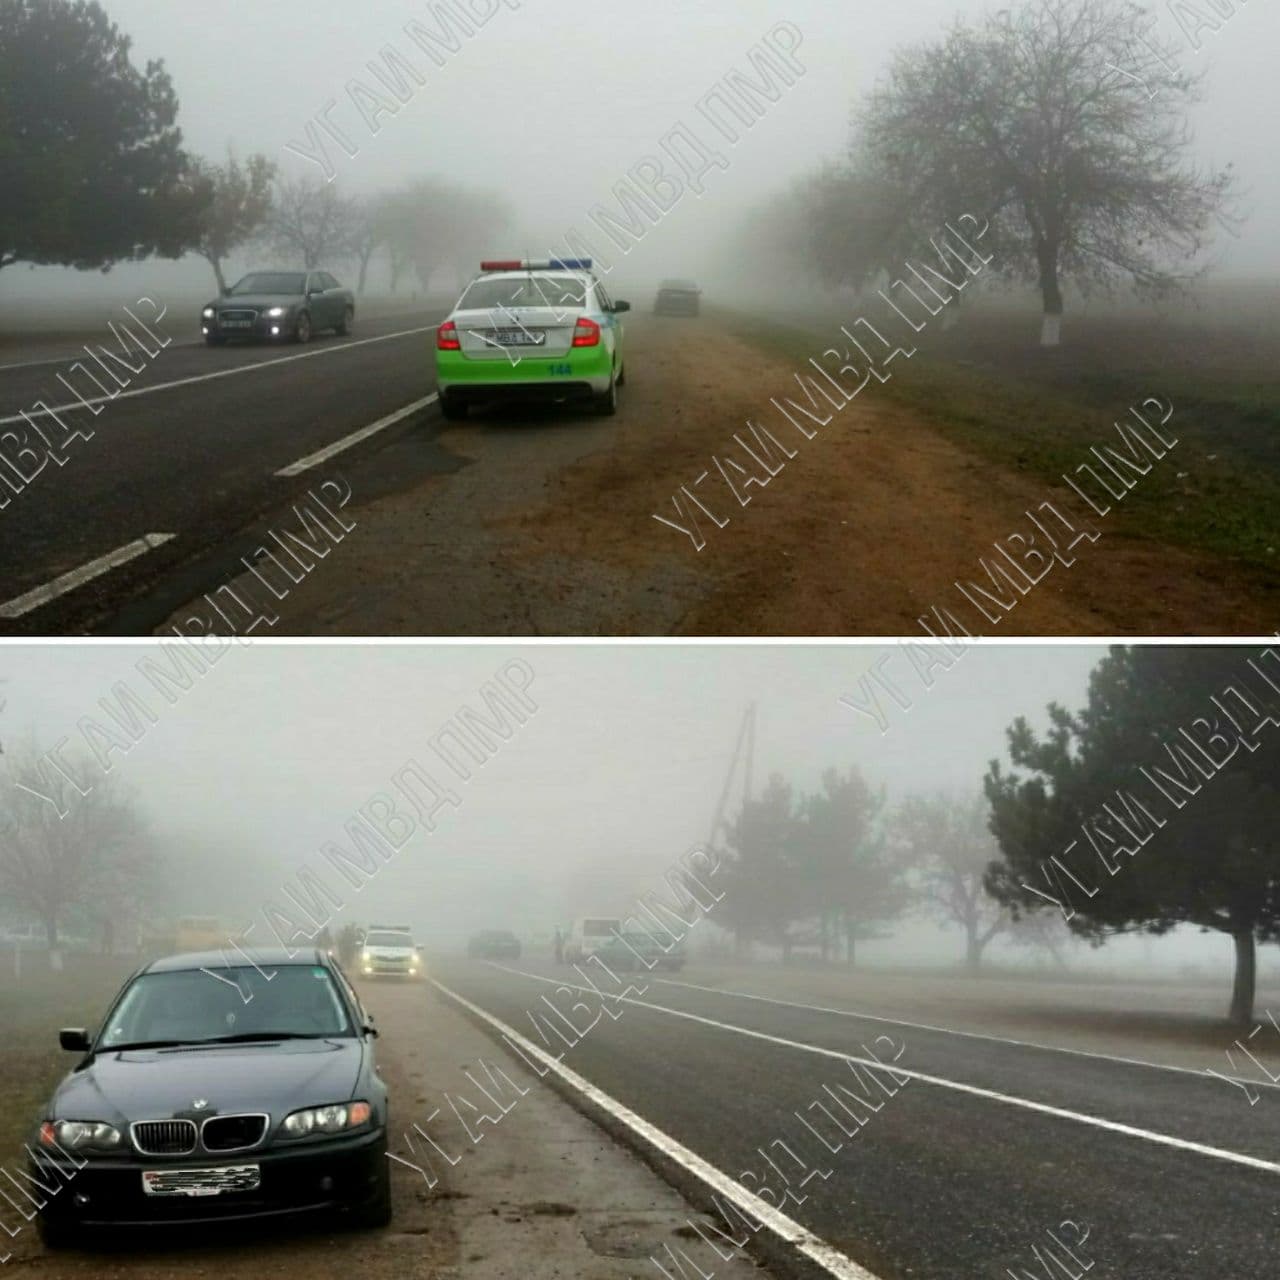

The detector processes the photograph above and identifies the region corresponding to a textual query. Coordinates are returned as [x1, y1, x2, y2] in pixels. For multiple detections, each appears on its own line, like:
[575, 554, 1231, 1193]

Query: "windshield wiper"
[102, 1040, 188, 1052]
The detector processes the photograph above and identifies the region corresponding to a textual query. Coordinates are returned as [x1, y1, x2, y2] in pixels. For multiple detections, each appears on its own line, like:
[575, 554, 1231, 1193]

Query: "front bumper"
[30, 1127, 385, 1230]
[202, 312, 295, 340]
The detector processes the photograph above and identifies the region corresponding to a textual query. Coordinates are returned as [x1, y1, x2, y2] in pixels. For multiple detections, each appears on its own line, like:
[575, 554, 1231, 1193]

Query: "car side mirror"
[613, 300, 631, 314]
[363, 1018, 378, 1038]
[60, 1028, 91, 1052]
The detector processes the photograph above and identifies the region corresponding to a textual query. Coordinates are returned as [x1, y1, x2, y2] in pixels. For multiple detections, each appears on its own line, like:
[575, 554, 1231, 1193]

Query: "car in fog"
[358, 927, 421, 980]
[29, 948, 390, 1247]
[435, 259, 629, 419]
[200, 271, 354, 346]
[599, 929, 686, 972]
[654, 278, 702, 317]
[466, 930, 522, 960]
[563, 916, 624, 964]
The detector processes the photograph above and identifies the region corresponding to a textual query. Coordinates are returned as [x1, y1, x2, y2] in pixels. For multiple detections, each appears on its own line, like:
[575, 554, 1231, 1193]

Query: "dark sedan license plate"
[142, 1165, 260, 1197]
[488, 329, 545, 347]
[221, 320, 253, 329]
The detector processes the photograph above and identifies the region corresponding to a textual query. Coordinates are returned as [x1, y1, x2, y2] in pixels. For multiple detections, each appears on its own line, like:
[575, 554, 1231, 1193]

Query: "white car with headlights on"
[358, 928, 422, 981]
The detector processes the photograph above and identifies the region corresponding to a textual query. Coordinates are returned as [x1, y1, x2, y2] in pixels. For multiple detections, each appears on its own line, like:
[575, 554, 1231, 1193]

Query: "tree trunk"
[208, 256, 227, 295]
[357, 252, 371, 296]
[965, 930, 983, 973]
[1037, 240, 1063, 347]
[1229, 928, 1257, 1026]
[44, 915, 64, 972]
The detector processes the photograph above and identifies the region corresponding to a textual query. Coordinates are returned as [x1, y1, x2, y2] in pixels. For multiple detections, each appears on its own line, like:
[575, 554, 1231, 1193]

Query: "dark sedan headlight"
[202, 306, 215, 319]
[280, 1101, 372, 1139]
[266, 306, 289, 318]
[40, 1119, 123, 1151]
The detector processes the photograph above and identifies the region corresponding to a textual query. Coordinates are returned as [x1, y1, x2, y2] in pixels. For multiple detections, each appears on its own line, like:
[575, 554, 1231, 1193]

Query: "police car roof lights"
[479, 259, 593, 273]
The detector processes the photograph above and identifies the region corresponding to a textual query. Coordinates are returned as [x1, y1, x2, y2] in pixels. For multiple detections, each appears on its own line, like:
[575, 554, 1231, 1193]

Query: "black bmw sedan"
[200, 271, 355, 345]
[28, 948, 390, 1247]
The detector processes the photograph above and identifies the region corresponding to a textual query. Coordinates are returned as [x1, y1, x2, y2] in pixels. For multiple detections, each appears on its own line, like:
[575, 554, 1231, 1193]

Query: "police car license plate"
[488, 329, 545, 347]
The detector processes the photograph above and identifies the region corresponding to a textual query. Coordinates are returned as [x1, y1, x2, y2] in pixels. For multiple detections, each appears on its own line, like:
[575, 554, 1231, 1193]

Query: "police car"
[434, 260, 629, 420]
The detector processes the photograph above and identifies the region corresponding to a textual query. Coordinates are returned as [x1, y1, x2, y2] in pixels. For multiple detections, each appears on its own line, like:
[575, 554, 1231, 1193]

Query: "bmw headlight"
[267, 306, 287, 318]
[41, 1120, 122, 1151]
[202, 307, 215, 319]
[280, 1101, 371, 1139]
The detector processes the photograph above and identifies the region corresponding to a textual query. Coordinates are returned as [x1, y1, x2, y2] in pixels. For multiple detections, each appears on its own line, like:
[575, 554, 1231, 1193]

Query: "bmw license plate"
[221, 320, 252, 329]
[487, 329, 545, 347]
[142, 1165, 260, 1197]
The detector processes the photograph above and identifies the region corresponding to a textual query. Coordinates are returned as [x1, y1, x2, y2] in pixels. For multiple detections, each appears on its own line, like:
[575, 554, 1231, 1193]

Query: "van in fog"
[564, 917, 623, 963]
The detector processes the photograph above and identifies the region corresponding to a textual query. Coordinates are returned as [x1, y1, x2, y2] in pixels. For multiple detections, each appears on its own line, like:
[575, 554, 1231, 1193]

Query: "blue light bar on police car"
[479, 259, 593, 272]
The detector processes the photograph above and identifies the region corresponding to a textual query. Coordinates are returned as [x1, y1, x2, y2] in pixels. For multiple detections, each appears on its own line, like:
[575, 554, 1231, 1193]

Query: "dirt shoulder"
[161, 313, 1274, 636]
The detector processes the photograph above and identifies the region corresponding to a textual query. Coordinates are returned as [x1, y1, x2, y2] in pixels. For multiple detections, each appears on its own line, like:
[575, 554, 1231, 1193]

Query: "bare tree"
[375, 178, 512, 293]
[190, 150, 277, 292]
[860, 0, 1234, 345]
[895, 792, 1007, 972]
[0, 737, 143, 966]
[345, 198, 383, 296]
[264, 177, 358, 269]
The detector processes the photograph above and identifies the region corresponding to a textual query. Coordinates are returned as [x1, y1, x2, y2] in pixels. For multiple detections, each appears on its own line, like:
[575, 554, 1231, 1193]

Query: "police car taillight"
[437, 321, 461, 350]
[572, 318, 601, 347]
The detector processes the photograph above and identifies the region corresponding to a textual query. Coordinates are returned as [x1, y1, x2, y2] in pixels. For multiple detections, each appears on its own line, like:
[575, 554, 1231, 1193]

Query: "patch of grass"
[721, 296, 1280, 574]
[0, 953, 137, 1166]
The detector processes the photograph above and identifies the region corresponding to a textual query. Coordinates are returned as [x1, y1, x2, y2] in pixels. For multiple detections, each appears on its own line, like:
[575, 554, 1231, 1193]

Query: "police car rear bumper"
[436, 348, 613, 400]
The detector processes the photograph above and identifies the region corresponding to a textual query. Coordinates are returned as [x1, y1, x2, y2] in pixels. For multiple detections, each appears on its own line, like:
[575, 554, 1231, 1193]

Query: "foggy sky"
[2, 643, 1101, 931]
[6, 0, 1277, 303]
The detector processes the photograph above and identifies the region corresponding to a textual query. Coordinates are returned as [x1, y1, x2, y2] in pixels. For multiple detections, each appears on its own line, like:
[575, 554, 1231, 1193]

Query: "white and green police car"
[434, 260, 629, 420]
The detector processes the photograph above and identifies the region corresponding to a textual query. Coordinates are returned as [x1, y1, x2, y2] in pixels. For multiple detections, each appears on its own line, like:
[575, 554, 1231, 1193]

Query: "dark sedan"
[466, 930, 522, 960]
[201, 271, 355, 346]
[654, 278, 702, 317]
[28, 948, 390, 1247]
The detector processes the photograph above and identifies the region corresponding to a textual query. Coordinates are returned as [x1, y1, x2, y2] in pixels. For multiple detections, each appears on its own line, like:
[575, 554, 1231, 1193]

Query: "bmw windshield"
[97, 965, 354, 1049]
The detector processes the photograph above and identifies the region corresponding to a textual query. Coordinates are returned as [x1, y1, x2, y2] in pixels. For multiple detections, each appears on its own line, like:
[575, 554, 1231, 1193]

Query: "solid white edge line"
[430, 976, 883, 1280]
[0, 324, 440, 428]
[275, 393, 439, 477]
[0, 533, 175, 619]
[485, 963, 1280, 1179]
[649, 975, 1280, 1093]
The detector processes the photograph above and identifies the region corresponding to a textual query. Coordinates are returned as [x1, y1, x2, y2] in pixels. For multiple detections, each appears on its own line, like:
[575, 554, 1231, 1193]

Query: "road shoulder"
[374, 979, 772, 1279]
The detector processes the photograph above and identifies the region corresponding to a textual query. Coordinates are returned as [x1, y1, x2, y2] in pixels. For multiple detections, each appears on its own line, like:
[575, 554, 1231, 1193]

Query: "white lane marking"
[0, 533, 175, 619]
[275, 393, 439, 477]
[484, 963, 1280, 1179]
[0, 324, 440, 427]
[649, 975, 1280, 1093]
[431, 977, 882, 1280]
[0, 340, 202, 374]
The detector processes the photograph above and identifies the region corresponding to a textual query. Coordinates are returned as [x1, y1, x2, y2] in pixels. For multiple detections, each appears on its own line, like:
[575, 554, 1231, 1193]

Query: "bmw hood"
[51, 1040, 364, 1125]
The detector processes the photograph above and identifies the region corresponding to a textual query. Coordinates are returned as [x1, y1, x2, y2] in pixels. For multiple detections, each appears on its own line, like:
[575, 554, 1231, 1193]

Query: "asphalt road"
[0, 305, 447, 633]
[432, 957, 1280, 1280]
